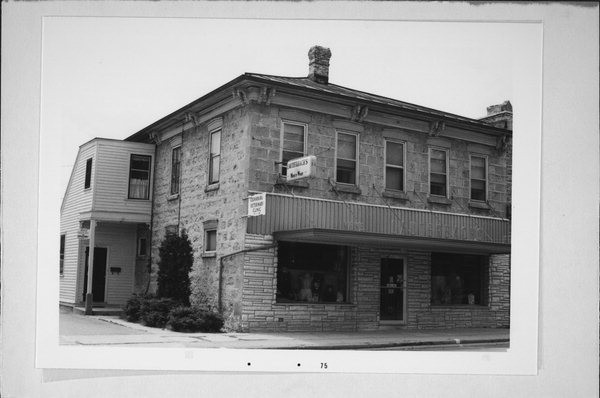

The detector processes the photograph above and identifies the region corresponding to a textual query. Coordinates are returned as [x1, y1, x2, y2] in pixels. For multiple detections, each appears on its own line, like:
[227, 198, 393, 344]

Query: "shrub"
[157, 230, 194, 305]
[122, 293, 152, 323]
[139, 297, 181, 328]
[167, 306, 224, 333]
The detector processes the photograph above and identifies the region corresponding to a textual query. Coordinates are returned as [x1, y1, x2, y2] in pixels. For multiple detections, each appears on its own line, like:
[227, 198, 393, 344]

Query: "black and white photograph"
[2, 2, 598, 397]
[51, 17, 517, 352]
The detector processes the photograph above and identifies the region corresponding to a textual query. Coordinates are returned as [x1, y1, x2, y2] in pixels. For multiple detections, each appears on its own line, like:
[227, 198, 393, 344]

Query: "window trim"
[335, 130, 360, 186]
[428, 147, 449, 198]
[170, 145, 182, 196]
[127, 154, 152, 200]
[84, 158, 93, 189]
[137, 236, 148, 257]
[469, 154, 488, 202]
[279, 120, 308, 177]
[384, 139, 407, 193]
[208, 128, 221, 185]
[60, 234, 66, 276]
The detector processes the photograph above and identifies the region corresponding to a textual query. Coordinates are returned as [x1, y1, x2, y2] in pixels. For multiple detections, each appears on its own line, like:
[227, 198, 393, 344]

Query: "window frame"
[279, 120, 308, 177]
[170, 145, 182, 196]
[208, 128, 221, 185]
[335, 130, 360, 186]
[430, 253, 489, 306]
[137, 237, 148, 257]
[276, 241, 351, 304]
[84, 158, 93, 189]
[127, 154, 152, 200]
[60, 234, 66, 276]
[428, 147, 449, 198]
[384, 139, 407, 192]
[469, 154, 488, 202]
[203, 219, 218, 255]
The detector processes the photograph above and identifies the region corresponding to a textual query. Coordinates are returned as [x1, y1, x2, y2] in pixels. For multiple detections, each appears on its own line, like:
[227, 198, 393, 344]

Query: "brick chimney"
[308, 45, 332, 84]
[480, 100, 513, 129]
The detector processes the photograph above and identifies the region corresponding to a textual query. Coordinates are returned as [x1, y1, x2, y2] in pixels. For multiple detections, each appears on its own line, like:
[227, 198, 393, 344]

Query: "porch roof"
[273, 228, 510, 255]
[79, 210, 151, 224]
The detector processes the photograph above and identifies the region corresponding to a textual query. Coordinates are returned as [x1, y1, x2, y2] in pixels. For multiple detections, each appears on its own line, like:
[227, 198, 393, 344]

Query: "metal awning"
[273, 228, 511, 255]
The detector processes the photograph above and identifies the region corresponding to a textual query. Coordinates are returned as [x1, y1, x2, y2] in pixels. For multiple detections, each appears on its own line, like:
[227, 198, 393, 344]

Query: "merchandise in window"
[276, 242, 349, 304]
[431, 253, 488, 306]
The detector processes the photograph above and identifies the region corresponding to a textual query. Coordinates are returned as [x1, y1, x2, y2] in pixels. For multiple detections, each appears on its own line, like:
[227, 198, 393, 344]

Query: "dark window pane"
[276, 242, 349, 303]
[84, 158, 92, 189]
[431, 253, 487, 305]
[171, 147, 181, 195]
[336, 159, 356, 184]
[205, 230, 217, 252]
[337, 133, 356, 160]
[386, 142, 404, 166]
[131, 155, 150, 171]
[209, 155, 220, 184]
[385, 167, 404, 191]
[430, 173, 446, 196]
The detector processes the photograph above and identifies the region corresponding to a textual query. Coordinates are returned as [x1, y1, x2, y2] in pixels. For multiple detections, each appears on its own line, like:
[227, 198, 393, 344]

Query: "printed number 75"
[321, 363, 328, 369]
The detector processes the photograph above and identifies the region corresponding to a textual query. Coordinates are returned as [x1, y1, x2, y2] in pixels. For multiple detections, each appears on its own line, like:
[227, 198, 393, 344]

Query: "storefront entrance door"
[380, 258, 405, 322]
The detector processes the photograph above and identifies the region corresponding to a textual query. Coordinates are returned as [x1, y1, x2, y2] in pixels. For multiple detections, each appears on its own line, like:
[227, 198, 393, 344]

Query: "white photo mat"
[33, 12, 542, 375]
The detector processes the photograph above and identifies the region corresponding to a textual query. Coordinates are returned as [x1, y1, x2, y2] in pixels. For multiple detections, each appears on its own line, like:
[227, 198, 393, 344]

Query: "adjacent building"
[60, 46, 512, 331]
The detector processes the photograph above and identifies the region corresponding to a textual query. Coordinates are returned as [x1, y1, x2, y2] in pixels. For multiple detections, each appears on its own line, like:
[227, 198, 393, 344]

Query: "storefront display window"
[431, 253, 488, 305]
[276, 242, 349, 303]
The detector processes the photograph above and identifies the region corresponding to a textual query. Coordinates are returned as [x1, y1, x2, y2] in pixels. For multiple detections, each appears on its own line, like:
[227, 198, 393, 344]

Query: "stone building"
[61, 46, 512, 331]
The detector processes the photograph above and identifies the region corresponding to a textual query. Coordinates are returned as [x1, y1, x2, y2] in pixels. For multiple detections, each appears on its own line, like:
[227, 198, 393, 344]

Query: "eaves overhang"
[273, 228, 511, 255]
[126, 73, 512, 143]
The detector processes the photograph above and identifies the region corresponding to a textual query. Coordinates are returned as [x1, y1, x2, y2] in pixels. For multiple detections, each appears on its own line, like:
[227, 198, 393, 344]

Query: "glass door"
[380, 258, 406, 322]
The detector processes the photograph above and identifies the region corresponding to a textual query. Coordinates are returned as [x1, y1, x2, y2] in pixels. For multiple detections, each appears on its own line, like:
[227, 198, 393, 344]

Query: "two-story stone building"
[60, 46, 511, 331]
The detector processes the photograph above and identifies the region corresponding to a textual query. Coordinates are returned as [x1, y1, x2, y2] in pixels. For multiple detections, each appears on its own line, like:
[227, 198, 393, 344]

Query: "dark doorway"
[83, 247, 107, 303]
[380, 258, 405, 321]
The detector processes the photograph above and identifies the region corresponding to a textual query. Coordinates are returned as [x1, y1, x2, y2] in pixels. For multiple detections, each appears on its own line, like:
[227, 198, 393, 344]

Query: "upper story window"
[84, 158, 92, 189]
[429, 148, 448, 197]
[336, 131, 358, 185]
[470, 155, 487, 202]
[208, 129, 221, 185]
[385, 140, 405, 191]
[280, 122, 306, 176]
[60, 234, 65, 276]
[128, 154, 151, 200]
[170, 146, 182, 195]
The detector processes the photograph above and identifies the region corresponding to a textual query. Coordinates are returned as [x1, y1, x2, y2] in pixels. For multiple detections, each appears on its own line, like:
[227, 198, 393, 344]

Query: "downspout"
[145, 134, 160, 295]
[218, 243, 277, 314]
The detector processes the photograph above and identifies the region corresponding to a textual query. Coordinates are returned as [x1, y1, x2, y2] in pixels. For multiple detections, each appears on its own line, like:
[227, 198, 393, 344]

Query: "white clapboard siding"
[93, 140, 155, 216]
[60, 142, 97, 303]
[94, 223, 138, 305]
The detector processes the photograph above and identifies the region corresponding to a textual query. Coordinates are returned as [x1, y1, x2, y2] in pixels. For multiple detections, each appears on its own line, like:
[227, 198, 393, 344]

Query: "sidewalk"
[60, 313, 509, 349]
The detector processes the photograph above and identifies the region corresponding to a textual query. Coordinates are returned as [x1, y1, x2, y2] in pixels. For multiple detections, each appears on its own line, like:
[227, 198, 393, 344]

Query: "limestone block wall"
[149, 106, 251, 318]
[246, 103, 510, 218]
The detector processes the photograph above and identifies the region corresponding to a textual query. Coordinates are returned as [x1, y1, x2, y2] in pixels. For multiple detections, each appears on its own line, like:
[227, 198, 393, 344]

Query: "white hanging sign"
[247, 193, 266, 217]
[287, 155, 316, 181]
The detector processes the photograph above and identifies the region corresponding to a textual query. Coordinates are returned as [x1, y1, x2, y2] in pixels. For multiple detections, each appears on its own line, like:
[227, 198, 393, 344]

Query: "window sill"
[427, 195, 452, 205]
[274, 301, 355, 306]
[275, 176, 309, 188]
[333, 183, 362, 195]
[468, 200, 491, 210]
[201, 252, 216, 258]
[382, 190, 409, 201]
[167, 193, 179, 201]
[205, 183, 220, 193]
[430, 304, 489, 309]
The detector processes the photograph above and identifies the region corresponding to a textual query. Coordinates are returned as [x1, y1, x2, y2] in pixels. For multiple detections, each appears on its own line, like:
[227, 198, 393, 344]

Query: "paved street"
[60, 309, 510, 350]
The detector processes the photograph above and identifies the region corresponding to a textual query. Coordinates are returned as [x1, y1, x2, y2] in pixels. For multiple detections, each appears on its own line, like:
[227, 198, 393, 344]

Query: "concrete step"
[73, 306, 123, 316]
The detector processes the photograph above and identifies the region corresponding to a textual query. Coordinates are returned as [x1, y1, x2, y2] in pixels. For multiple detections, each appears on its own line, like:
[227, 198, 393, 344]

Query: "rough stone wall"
[488, 254, 511, 327]
[150, 106, 250, 319]
[247, 103, 510, 218]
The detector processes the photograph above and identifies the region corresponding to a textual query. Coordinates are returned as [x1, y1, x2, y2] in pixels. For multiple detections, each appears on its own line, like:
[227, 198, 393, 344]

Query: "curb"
[274, 338, 510, 350]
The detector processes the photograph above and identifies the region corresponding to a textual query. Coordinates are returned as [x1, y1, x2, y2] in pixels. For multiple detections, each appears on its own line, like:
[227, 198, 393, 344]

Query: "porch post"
[84, 219, 97, 315]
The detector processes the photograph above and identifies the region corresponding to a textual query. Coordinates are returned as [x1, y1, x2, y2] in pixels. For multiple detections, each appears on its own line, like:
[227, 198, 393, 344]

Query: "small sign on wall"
[287, 155, 316, 181]
[247, 193, 266, 217]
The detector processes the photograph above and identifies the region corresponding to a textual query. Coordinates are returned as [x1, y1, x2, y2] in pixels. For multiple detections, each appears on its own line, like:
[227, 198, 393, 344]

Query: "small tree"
[156, 230, 193, 306]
